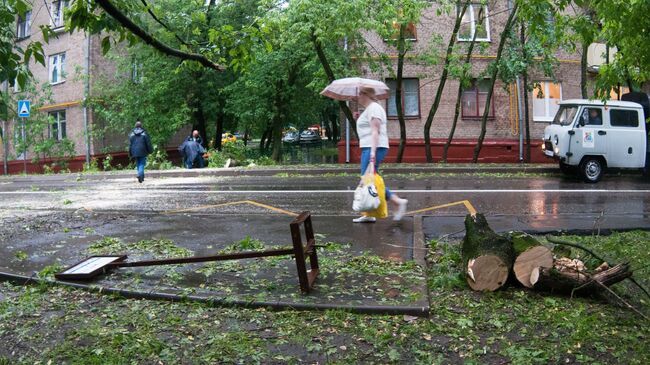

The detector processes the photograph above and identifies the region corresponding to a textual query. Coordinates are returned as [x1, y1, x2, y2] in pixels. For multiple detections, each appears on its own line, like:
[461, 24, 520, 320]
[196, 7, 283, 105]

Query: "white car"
[543, 96, 649, 183]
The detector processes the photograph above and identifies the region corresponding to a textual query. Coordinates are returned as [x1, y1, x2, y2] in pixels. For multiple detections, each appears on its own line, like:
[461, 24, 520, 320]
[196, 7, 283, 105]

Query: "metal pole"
[82, 32, 91, 165]
[22, 118, 26, 174]
[516, 76, 524, 162]
[343, 36, 350, 164]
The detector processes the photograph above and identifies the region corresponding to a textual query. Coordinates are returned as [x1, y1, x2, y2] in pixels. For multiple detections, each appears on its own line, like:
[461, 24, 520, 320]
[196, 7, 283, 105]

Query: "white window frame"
[51, 0, 69, 29]
[48, 110, 67, 141]
[16, 10, 31, 39]
[458, 4, 491, 42]
[49, 53, 66, 85]
[532, 81, 563, 122]
[386, 78, 420, 118]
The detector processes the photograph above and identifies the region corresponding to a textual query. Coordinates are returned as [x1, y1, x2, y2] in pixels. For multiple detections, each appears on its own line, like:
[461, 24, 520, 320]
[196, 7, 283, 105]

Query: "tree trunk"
[260, 126, 271, 153]
[193, 101, 208, 148]
[521, 23, 531, 163]
[442, 15, 480, 163]
[581, 41, 589, 99]
[473, 5, 518, 163]
[214, 100, 224, 151]
[310, 31, 358, 140]
[462, 214, 514, 291]
[531, 263, 632, 295]
[425, 1, 469, 163]
[510, 232, 553, 288]
[395, 24, 407, 163]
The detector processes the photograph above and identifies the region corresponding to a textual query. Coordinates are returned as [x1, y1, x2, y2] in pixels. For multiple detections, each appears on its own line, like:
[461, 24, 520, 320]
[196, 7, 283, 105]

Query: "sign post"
[17, 100, 29, 174]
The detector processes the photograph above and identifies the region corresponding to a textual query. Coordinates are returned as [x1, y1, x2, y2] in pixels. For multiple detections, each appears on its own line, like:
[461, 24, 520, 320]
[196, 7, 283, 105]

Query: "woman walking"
[353, 87, 408, 223]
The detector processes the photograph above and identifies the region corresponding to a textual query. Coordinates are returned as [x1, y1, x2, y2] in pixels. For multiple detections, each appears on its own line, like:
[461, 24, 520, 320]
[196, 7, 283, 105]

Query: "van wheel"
[580, 157, 604, 183]
[559, 161, 574, 175]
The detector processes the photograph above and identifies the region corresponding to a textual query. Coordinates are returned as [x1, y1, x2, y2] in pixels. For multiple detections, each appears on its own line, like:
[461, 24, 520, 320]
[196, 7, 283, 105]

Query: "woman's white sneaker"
[353, 216, 376, 223]
[393, 199, 408, 221]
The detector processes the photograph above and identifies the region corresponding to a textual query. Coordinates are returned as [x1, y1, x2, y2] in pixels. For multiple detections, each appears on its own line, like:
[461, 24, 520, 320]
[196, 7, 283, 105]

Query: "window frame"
[16, 10, 31, 39]
[48, 52, 66, 85]
[609, 108, 640, 128]
[51, 0, 69, 29]
[385, 78, 421, 119]
[457, 4, 491, 42]
[461, 79, 495, 119]
[48, 110, 67, 141]
[532, 81, 563, 122]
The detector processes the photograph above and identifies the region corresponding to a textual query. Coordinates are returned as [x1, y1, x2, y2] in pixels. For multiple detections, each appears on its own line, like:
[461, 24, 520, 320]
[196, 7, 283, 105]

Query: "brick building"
[340, 1, 589, 163]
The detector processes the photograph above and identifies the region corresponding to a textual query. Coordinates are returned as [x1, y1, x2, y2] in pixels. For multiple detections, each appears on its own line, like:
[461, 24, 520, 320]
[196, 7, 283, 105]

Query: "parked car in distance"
[221, 133, 236, 144]
[299, 130, 321, 144]
[282, 131, 300, 144]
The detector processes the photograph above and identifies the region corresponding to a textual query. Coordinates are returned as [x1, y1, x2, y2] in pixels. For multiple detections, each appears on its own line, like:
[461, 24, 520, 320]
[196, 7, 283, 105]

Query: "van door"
[606, 108, 645, 168]
[569, 107, 607, 163]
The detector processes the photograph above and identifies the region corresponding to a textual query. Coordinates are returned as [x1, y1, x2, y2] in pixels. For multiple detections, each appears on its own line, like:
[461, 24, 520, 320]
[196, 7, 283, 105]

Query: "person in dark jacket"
[128, 121, 153, 183]
[179, 138, 206, 169]
[186, 130, 203, 145]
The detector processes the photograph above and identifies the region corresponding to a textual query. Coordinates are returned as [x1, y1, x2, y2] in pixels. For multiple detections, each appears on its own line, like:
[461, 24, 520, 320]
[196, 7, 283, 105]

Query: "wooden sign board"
[55, 255, 127, 280]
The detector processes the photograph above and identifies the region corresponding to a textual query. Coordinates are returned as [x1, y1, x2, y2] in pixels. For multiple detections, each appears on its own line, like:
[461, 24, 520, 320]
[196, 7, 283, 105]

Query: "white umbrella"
[320, 77, 390, 101]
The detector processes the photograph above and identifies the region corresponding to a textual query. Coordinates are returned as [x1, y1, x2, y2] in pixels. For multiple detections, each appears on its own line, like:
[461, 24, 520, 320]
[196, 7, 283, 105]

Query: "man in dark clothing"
[179, 138, 206, 169]
[186, 130, 203, 145]
[128, 121, 153, 183]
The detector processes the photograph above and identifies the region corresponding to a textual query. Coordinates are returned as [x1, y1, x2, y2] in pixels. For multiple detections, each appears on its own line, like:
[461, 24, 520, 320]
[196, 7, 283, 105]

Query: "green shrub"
[147, 146, 174, 170]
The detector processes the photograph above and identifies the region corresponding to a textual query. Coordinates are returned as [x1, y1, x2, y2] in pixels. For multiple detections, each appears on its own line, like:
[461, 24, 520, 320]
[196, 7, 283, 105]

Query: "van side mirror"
[578, 118, 586, 127]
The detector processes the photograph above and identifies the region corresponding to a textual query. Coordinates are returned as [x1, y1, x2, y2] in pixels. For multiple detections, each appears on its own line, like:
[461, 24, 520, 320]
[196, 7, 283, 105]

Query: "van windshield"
[552, 106, 579, 126]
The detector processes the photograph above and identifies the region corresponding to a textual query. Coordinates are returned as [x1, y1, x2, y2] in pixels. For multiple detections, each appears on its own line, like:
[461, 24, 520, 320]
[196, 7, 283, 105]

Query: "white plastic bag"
[352, 166, 380, 212]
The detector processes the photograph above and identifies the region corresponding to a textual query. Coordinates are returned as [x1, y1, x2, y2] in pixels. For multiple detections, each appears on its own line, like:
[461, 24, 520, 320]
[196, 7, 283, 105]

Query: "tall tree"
[424, 1, 470, 163]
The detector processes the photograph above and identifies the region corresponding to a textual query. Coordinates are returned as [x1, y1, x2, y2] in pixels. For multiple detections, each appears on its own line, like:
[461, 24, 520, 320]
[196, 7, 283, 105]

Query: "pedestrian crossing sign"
[18, 100, 30, 118]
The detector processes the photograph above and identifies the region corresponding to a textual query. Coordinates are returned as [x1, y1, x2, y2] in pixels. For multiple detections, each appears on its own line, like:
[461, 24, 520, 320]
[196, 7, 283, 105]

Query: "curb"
[0, 271, 430, 317]
[1, 164, 559, 182]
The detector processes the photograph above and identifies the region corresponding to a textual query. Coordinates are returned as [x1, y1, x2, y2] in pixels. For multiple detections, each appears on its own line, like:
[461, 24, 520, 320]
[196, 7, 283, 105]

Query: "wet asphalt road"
[1, 171, 649, 220]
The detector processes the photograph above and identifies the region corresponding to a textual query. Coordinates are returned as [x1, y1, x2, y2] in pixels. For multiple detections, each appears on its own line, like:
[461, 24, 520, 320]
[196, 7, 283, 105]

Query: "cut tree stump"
[510, 232, 554, 288]
[462, 214, 514, 291]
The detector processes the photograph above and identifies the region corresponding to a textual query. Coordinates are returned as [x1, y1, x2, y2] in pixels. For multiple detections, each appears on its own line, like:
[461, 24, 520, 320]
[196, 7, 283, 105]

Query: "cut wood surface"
[462, 214, 514, 291]
[510, 232, 553, 288]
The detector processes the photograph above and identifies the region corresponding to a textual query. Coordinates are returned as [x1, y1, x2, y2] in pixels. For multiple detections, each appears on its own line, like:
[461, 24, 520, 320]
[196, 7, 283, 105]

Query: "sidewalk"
[0, 162, 559, 181]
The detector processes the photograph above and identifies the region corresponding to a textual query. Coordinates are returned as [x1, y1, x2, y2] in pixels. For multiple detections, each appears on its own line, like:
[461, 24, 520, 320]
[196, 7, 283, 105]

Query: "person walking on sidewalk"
[353, 87, 408, 223]
[128, 120, 153, 183]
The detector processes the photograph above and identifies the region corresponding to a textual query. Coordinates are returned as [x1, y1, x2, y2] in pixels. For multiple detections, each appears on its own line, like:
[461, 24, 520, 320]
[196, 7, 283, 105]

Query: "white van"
[543, 96, 649, 183]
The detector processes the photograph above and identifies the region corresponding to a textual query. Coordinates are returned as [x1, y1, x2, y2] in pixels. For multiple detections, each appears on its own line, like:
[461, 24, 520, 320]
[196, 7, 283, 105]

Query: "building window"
[610, 86, 630, 100]
[461, 79, 494, 118]
[458, 4, 490, 42]
[49, 53, 66, 84]
[610, 109, 639, 128]
[533, 81, 562, 122]
[51, 0, 69, 29]
[16, 11, 31, 38]
[386, 78, 420, 118]
[48, 110, 66, 140]
[387, 22, 417, 41]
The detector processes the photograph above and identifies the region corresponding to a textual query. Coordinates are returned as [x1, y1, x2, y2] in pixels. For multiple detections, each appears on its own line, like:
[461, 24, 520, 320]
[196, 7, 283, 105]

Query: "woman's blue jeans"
[360, 147, 392, 200]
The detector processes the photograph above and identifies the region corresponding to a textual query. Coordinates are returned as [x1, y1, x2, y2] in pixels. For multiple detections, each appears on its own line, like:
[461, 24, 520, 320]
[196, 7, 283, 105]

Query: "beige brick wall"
[355, 1, 584, 143]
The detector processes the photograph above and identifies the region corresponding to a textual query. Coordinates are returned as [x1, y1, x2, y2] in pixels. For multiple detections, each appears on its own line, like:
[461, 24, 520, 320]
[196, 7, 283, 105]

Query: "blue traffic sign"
[18, 100, 30, 118]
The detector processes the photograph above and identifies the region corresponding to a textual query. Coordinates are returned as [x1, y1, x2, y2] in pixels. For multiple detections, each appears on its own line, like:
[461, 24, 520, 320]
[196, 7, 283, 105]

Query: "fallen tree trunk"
[510, 232, 553, 288]
[531, 262, 632, 295]
[462, 214, 514, 291]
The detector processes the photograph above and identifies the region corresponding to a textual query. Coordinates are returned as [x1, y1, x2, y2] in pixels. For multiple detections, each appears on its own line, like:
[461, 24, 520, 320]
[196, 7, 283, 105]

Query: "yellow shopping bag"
[364, 173, 388, 218]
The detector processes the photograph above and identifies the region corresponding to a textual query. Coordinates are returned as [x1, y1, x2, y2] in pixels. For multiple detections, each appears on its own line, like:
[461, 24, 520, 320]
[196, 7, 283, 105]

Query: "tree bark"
[581, 41, 589, 99]
[531, 263, 632, 295]
[510, 232, 553, 288]
[310, 31, 358, 140]
[214, 99, 224, 151]
[462, 214, 514, 291]
[94, 0, 223, 71]
[193, 101, 208, 148]
[473, 5, 518, 163]
[442, 7, 480, 163]
[521, 23, 531, 162]
[425, 1, 469, 163]
[395, 24, 407, 163]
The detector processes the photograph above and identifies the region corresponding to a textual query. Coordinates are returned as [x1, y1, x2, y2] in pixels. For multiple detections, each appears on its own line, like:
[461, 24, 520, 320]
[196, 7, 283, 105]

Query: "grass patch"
[0, 232, 647, 363]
